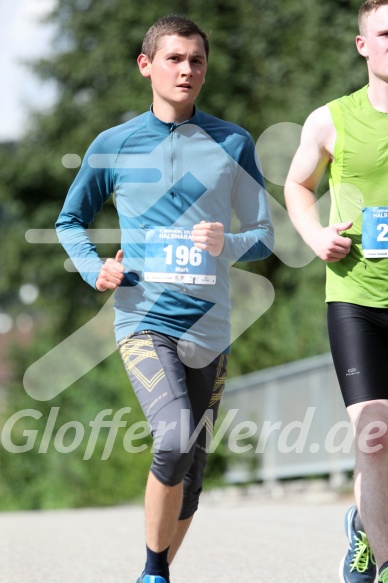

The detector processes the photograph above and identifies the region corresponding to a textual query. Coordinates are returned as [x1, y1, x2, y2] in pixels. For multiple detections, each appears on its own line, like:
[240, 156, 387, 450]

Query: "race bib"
[362, 207, 388, 258]
[144, 227, 216, 284]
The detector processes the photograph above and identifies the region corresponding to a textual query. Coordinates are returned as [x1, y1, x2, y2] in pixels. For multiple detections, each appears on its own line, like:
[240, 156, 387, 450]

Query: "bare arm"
[284, 106, 352, 262]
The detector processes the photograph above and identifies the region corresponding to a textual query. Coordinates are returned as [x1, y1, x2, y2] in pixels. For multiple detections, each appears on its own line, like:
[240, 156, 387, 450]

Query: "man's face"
[357, 5, 388, 81]
[138, 34, 207, 116]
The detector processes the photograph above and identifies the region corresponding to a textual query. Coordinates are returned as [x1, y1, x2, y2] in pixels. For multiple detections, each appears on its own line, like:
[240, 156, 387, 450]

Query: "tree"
[0, 0, 367, 509]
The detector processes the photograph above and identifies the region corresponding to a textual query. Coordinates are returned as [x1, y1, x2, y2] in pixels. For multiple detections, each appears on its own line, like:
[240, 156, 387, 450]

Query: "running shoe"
[339, 505, 376, 583]
[136, 574, 168, 583]
[378, 566, 388, 583]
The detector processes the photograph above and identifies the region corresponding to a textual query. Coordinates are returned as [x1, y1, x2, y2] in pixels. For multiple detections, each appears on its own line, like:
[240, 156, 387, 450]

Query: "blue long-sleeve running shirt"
[56, 107, 274, 352]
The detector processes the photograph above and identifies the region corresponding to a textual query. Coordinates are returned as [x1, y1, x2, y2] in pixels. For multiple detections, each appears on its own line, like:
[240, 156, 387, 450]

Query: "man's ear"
[137, 54, 151, 78]
[356, 35, 368, 58]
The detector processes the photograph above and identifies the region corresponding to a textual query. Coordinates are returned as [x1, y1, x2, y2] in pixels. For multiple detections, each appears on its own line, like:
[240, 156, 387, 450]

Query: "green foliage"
[0, 0, 368, 509]
[0, 343, 152, 510]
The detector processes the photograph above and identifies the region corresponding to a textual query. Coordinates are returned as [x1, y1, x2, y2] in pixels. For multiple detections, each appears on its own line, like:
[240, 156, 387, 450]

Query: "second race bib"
[362, 207, 388, 258]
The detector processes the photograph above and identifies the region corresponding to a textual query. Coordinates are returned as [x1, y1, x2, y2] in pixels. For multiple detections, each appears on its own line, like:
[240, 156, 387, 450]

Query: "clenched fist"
[96, 250, 125, 291]
[192, 220, 224, 257]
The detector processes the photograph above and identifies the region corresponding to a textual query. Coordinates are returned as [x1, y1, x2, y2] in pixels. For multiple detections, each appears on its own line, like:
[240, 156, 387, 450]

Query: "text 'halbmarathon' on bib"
[362, 207, 388, 258]
[144, 227, 216, 284]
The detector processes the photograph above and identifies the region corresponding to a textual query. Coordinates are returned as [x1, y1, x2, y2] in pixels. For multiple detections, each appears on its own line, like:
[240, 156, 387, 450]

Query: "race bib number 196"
[362, 207, 388, 258]
[144, 227, 216, 284]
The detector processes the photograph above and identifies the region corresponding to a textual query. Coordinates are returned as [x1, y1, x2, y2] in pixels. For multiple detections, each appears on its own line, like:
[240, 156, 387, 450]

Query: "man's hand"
[192, 221, 225, 257]
[312, 221, 353, 262]
[96, 250, 125, 291]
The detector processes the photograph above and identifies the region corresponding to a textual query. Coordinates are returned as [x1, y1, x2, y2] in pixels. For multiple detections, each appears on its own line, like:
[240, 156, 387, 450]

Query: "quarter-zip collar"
[146, 105, 201, 135]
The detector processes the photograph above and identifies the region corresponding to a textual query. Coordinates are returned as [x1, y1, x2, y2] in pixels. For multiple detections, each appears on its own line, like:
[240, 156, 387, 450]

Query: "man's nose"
[181, 60, 193, 76]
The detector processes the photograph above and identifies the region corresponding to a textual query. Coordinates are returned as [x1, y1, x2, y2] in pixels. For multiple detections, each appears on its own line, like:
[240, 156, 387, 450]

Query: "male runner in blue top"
[56, 14, 274, 583]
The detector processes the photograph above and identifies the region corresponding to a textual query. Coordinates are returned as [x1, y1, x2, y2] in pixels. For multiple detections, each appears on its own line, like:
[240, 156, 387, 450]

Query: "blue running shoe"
[136, 574, 167, 583]
[339, 505, 376, 583]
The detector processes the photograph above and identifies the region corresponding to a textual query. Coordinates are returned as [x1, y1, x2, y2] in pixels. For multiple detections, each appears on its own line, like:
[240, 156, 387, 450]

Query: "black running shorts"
[327, 302, 388, 407]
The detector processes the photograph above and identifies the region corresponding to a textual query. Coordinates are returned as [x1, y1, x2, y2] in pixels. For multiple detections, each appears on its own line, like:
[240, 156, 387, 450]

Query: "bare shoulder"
[286, 105, 334, 188]
[302, 105, 335, 158]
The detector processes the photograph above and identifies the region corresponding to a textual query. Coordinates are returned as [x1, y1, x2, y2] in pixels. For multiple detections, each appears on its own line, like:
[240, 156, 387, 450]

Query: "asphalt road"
[1, 497, 353, 583]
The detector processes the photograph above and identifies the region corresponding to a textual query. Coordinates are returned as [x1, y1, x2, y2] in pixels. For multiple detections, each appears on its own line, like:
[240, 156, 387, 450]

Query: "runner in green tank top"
[285, 2, 388, 582]
[326, 85, 388, 308]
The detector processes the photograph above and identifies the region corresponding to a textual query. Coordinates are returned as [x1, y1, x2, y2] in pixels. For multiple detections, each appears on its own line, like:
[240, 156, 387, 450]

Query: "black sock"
[144, 545, 170, 582]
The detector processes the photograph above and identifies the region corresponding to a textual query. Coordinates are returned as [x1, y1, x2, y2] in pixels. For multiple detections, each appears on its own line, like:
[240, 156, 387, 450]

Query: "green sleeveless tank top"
[326, 85, 388, 307]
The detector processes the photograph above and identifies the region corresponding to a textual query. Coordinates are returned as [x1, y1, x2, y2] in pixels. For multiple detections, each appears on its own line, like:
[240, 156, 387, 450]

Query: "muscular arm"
[284, 106, 352, 262]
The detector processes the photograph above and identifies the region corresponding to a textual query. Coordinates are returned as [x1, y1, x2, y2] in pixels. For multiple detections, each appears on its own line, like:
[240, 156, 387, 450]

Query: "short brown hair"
[358, 0, 388, 34]
[141, 15, 209, 61]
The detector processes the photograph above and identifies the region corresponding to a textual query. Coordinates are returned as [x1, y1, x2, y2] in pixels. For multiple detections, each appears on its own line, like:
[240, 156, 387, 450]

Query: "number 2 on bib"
[377, 223, 388, 242]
